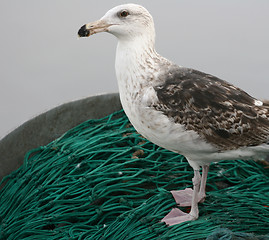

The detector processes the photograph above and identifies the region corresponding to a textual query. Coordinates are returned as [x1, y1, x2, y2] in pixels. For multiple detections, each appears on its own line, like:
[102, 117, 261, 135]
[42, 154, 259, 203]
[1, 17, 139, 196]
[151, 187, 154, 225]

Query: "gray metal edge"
[0, 92, 121, 182]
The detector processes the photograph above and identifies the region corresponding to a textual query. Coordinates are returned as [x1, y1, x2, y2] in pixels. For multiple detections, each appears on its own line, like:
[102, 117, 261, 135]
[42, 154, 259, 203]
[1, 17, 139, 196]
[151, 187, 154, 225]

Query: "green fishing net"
[0, 110, 269, 240]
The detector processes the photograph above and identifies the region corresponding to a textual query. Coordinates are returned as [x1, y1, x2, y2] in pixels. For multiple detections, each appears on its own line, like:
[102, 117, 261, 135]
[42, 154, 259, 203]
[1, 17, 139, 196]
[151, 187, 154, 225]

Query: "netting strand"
[0, 110, 268, 240]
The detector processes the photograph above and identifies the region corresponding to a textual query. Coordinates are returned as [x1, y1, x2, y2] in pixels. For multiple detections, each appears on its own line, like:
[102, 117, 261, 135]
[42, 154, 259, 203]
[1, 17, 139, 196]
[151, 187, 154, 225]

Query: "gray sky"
[0, 0, 268, 139]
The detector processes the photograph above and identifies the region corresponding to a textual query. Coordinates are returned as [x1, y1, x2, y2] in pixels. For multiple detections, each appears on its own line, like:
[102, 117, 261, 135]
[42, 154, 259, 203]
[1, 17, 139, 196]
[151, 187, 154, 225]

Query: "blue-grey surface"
[0, 0, 268, 139]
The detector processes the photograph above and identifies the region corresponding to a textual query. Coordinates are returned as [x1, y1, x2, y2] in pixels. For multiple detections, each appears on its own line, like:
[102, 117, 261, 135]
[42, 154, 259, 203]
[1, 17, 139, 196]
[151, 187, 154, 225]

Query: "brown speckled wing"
[152, 68, 269, 150]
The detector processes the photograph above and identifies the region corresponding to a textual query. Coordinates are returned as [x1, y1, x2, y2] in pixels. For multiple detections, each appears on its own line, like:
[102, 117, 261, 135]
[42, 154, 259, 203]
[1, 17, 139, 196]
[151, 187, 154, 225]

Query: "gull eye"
[119, 10, 129, 18]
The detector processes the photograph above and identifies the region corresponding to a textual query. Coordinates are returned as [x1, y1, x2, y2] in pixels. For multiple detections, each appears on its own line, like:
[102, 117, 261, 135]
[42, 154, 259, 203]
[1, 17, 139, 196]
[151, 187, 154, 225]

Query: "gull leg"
[161, 170, 201, 226]
[188, 169, 201, 219]
[170, 164, 209, 206]
[199, 165, 209, 202]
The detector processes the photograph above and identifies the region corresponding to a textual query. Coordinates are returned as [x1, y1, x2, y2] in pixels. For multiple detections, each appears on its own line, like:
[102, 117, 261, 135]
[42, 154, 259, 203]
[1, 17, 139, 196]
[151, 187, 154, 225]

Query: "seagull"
[78, 4, 269, 226]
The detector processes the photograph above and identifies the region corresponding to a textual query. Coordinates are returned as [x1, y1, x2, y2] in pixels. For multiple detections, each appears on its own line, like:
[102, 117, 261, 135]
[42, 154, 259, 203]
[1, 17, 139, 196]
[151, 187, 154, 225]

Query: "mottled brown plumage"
[153, 68, 269, 150]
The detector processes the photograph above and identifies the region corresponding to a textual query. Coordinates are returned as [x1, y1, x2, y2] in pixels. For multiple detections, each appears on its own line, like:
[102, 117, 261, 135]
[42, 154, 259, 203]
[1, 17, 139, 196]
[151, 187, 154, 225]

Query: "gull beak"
[78, 19, 112, 37]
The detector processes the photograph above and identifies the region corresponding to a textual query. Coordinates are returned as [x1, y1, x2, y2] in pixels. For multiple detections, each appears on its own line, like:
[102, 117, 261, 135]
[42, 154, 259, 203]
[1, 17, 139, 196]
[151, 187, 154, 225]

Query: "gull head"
[78, 4, 155, 42]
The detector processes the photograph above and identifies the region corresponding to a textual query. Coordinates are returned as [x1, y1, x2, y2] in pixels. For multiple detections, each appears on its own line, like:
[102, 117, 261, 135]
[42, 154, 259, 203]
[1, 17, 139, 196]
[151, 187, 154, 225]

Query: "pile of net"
[0, 110, 268, 240]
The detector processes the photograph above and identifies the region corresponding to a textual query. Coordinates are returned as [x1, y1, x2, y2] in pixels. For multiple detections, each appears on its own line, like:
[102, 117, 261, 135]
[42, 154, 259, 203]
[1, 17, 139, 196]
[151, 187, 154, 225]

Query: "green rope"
[0, 110, 268, 240]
